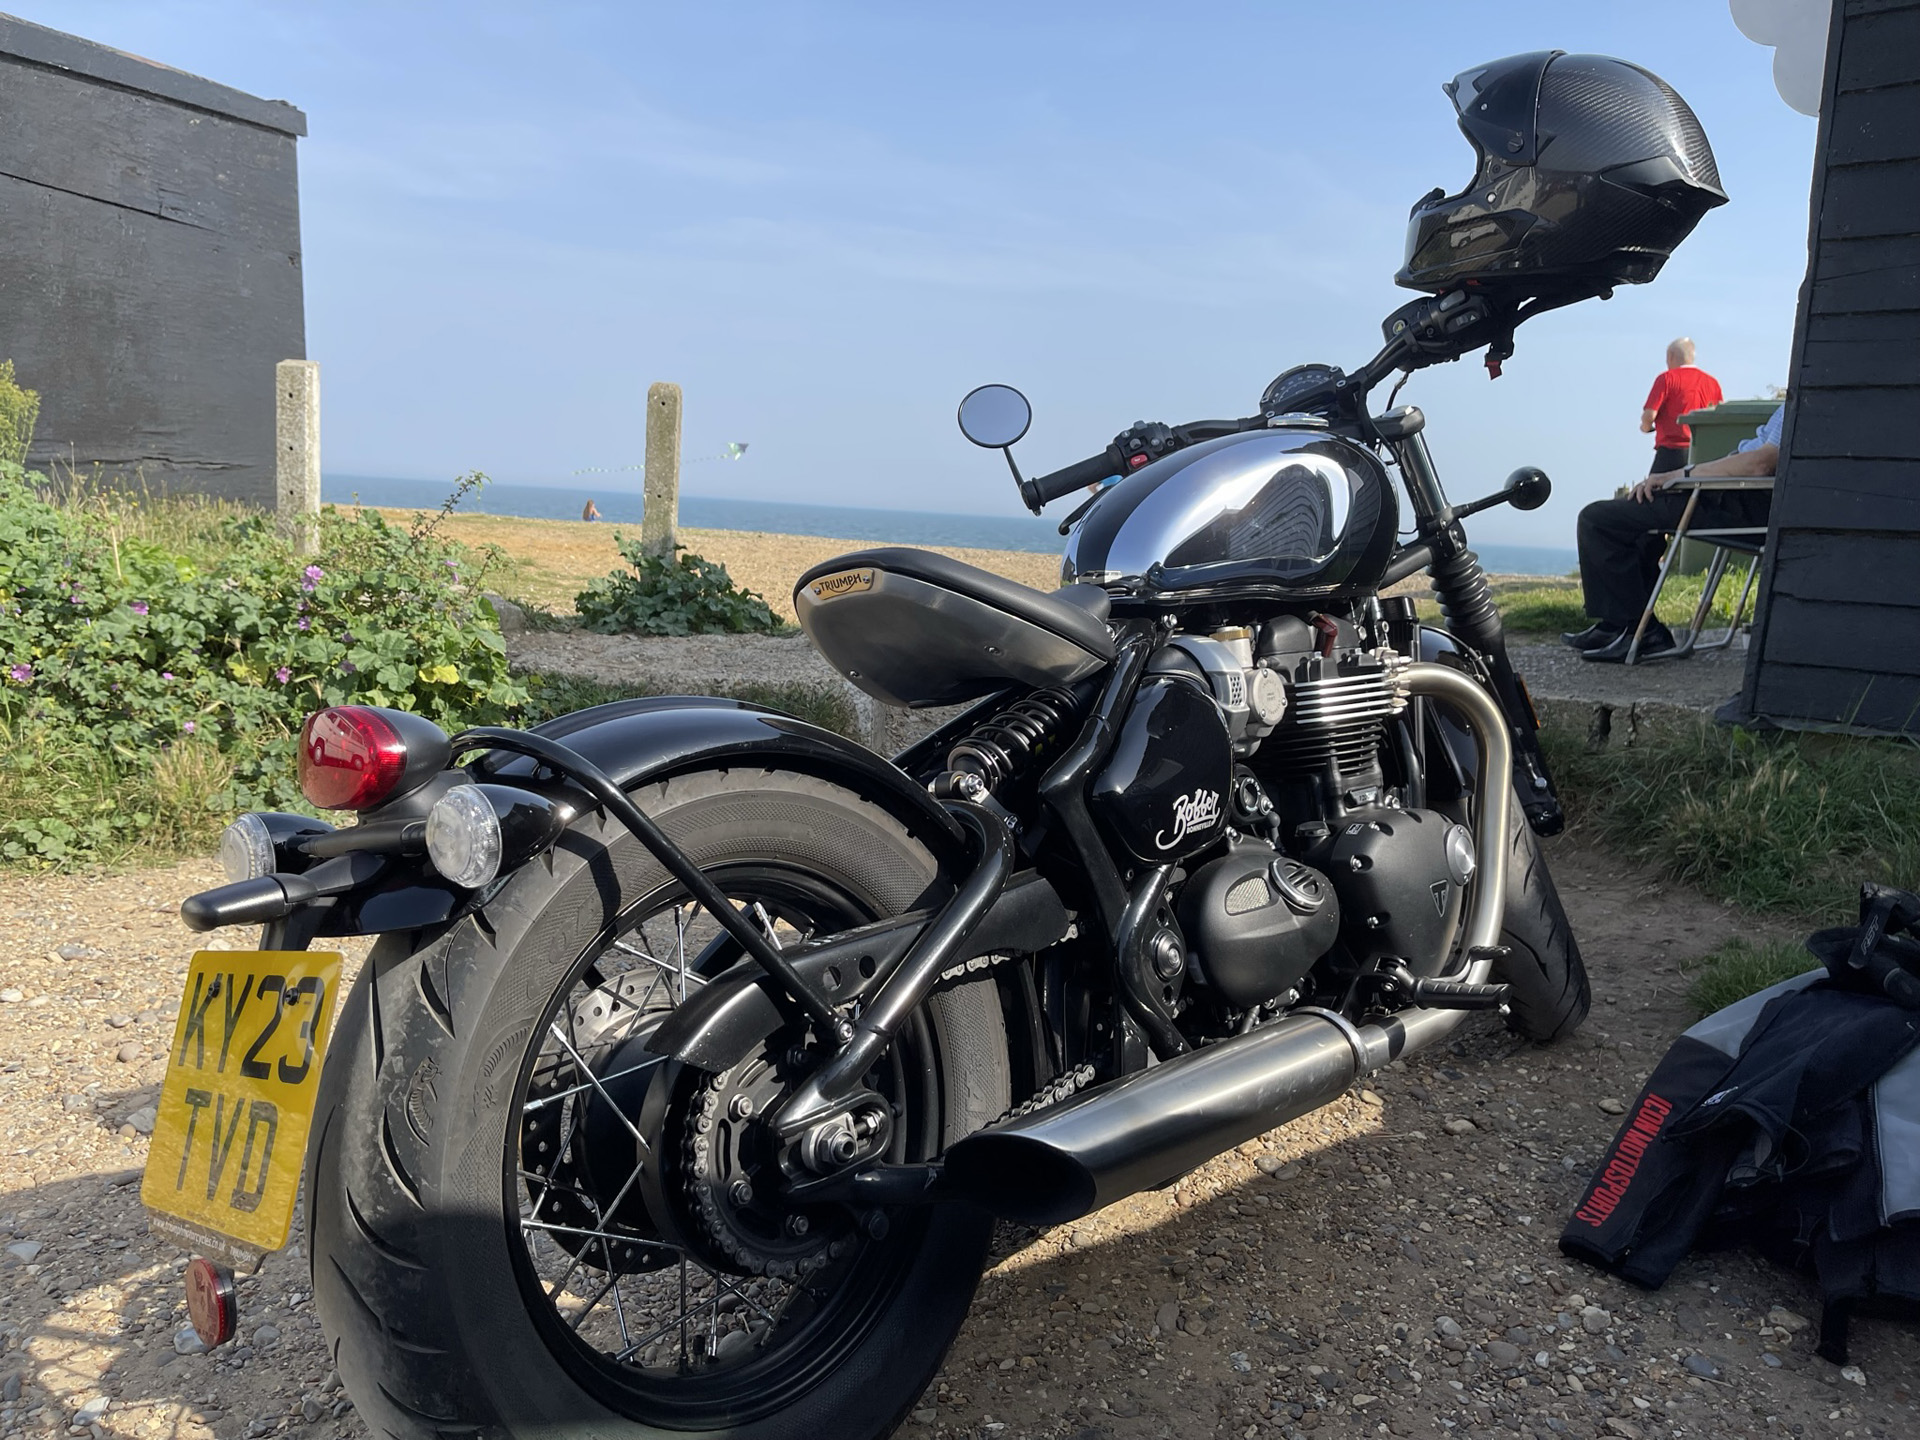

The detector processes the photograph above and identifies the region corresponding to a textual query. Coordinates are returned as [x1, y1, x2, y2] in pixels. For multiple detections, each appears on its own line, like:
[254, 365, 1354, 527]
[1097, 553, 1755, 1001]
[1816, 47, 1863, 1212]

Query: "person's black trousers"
[1577, 487, 1772, 628]
[1651, 446, 1690, 474]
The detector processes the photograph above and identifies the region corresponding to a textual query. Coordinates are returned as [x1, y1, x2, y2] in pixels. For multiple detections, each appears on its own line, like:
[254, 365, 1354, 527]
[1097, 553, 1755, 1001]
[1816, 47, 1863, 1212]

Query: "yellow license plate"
[141, 950, 343, 1257]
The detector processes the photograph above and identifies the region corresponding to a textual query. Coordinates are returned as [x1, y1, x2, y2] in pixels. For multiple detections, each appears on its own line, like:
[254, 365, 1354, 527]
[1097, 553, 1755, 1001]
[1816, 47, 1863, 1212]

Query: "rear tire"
[306, 768, 1011, 1440]
[1490, 806, 1590, 1042]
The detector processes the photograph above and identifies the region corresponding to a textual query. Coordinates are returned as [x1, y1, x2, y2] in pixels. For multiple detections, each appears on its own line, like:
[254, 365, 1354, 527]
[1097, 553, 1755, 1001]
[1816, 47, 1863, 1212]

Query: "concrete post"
[642, 381, 682, 558]
[275, 360, 321, 554]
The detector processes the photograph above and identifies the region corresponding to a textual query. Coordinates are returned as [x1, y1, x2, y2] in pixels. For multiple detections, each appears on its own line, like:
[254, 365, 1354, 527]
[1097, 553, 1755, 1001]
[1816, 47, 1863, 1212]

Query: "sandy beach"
[372, 508, 1063, 622]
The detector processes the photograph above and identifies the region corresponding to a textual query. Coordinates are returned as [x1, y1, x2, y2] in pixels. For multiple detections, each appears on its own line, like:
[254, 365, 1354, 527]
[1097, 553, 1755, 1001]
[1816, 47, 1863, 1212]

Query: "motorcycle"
[138, 281, 1592, 1440]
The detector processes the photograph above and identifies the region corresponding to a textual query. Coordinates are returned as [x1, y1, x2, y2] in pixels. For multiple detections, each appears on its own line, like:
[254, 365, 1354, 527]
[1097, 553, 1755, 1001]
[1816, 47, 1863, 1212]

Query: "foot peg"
[1373, 957, 1512, 1012]
[1408, 977, 1512, 1010]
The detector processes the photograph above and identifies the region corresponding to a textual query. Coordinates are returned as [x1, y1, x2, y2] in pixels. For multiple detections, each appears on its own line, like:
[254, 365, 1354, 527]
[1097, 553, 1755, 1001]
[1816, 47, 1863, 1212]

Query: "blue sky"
[25, 1, 1817, 547]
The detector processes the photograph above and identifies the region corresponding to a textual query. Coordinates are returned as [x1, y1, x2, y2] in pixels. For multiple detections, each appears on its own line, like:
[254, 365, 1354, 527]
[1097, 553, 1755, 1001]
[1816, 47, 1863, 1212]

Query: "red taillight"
[299, 706, 409, 810]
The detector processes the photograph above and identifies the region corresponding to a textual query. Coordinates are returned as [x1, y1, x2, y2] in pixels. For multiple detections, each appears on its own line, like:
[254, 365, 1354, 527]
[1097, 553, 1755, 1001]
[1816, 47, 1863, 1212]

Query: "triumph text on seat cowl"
[146, 50, 1724, 1440]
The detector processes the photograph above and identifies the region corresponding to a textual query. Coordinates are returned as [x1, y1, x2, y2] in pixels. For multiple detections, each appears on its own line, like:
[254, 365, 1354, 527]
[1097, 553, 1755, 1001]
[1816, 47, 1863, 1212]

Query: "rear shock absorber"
[935, 687, 1079, 800]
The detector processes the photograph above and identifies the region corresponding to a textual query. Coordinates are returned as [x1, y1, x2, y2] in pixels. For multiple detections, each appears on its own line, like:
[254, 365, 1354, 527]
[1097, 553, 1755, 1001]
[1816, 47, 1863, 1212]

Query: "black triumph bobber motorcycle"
[141, 49, 1727, 1440]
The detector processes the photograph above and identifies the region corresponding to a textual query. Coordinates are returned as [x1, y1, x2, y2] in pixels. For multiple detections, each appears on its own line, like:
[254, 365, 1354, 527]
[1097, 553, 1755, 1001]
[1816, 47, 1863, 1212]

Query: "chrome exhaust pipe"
[943, 663, 1512, 1225]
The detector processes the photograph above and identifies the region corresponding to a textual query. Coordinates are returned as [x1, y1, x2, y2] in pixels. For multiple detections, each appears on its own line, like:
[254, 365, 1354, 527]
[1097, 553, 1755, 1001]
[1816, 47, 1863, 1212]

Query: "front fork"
[1389, 431, 1565, 836]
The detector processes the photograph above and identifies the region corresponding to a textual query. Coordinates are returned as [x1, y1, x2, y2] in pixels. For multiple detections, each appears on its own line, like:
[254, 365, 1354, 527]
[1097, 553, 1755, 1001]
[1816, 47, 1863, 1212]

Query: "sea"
[325, 474, 1578, 577]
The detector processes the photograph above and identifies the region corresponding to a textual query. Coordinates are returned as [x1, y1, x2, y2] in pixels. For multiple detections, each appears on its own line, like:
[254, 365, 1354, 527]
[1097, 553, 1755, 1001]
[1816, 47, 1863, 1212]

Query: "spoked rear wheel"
[307, 770, 1012, 1440]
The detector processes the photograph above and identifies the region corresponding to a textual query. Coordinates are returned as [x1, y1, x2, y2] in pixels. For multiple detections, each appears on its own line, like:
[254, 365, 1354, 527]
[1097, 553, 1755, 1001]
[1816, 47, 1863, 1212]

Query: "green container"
[1668, 399, 1780, 572]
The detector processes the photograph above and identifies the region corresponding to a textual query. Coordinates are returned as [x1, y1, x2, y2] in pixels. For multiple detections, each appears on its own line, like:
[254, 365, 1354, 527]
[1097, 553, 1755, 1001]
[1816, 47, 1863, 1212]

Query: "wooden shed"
[1738, 0, 1920, 735]
[0, 14, 305, 507]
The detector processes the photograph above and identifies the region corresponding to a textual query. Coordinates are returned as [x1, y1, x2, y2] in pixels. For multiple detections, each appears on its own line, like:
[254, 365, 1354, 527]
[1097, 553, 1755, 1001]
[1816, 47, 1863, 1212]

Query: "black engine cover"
[1178, 847, 1340, 1008]
[1315, 807, 1469, 977]
[1089, 676, 1232, 864]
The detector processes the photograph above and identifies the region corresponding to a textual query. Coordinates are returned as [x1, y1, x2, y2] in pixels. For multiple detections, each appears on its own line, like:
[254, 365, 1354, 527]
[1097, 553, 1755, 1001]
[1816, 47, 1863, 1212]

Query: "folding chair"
[1624, 474, 1774, 665]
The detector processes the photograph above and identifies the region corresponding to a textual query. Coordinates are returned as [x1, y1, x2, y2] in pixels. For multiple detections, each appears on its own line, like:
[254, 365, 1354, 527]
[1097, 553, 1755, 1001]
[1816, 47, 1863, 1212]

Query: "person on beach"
[1640, 338, 1722, 477]
[582, 498, 601, 522]
[1564, 403, 1782, 663]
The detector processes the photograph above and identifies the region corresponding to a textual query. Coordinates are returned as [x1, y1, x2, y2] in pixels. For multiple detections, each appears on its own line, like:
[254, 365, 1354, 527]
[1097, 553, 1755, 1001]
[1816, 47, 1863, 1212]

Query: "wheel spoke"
[545, 1022, 650, 1145]
[523, 1053, 666, 1113]
[610, 937, 708, 988]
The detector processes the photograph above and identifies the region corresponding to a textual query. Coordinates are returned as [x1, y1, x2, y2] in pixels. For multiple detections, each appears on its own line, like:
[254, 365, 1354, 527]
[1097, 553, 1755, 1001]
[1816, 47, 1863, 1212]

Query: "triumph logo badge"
[1155, 787, 1221, 850]
[808, 569, 876, 601]
[1431, 880, 1450, 916]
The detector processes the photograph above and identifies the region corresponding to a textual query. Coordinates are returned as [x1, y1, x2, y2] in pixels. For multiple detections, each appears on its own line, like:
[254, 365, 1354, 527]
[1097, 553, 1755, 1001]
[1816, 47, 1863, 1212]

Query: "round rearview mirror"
[957, 384, 1032, 450]
[1504, 466, 1552, 512]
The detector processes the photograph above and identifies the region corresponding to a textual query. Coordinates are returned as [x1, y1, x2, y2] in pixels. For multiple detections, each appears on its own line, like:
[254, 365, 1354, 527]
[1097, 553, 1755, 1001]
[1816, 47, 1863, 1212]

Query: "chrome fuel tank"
[1062, 428, 1398, 605]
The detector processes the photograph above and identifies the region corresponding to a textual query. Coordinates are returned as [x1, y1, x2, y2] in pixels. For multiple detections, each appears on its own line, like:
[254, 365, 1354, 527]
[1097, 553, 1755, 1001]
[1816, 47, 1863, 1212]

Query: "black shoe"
[1582, 622, 1679, 664]
[1562, 621, 1625, 651]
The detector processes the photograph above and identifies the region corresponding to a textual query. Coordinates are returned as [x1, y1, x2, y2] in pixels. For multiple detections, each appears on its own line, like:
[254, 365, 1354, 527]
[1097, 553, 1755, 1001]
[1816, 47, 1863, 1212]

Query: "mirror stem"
[1000, 446, 1028, 490]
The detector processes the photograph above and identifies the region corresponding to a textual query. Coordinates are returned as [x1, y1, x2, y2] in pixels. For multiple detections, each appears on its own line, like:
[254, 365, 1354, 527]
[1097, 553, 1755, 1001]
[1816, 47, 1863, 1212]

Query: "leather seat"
[796, 548, 1116, 661]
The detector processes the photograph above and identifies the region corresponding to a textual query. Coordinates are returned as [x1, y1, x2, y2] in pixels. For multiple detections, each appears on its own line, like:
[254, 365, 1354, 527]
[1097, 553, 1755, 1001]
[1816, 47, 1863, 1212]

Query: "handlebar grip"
[1021, 451, 1120, 512]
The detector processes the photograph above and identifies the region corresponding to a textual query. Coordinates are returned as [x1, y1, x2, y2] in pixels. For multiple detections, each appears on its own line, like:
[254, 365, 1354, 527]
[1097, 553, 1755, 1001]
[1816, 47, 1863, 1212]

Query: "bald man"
[1640, 337, 1723, 476]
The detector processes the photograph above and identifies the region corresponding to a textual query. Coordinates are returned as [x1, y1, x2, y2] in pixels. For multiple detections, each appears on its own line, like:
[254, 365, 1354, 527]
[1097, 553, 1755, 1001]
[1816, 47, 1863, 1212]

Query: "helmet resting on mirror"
[1397, 51, 1728, 300]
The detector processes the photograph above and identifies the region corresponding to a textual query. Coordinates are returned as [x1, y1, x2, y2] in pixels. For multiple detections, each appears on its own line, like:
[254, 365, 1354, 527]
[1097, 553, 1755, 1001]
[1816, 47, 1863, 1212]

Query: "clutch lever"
[1057, 489, 1104, 535]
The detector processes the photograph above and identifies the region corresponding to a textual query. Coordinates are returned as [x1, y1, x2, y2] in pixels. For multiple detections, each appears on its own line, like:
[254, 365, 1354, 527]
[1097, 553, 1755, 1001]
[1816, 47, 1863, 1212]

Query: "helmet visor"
[1446, 50, 1558, 167]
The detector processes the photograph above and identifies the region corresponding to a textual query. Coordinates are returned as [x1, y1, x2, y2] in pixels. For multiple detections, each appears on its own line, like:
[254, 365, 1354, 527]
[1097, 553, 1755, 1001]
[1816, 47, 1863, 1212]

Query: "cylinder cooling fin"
[1261, 652, 1407, 779]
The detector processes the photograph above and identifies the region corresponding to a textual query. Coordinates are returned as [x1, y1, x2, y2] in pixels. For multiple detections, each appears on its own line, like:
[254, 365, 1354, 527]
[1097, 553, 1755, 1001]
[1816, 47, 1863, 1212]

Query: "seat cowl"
[796, 547, 1116, 662]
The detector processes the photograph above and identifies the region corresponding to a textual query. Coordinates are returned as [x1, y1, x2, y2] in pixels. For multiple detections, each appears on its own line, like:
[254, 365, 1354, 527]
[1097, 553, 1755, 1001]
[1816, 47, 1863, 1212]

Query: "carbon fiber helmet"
[1397, 51, 1727, 297]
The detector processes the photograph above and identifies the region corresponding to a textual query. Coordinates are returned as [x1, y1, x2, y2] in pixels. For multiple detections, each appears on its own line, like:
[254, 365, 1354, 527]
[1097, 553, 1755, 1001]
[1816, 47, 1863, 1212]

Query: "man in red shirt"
[1640, 338, 1723, 475]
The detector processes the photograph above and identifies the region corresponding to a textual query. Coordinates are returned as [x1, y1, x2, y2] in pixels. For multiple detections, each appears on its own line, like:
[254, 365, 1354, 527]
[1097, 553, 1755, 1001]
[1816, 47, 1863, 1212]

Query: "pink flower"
[297, 617, 310, 630]
[130, 601, 149, 616]
[8, 663, 30, 684]
[182, 721, 196, 734]
[301, 564, 324, 593]
[162, 671, 174, 681]
[275, 666, 291, 684]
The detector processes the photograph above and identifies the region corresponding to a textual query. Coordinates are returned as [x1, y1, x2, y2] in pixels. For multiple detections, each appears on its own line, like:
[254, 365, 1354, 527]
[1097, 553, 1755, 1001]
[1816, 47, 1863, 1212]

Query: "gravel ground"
[3, 848, 1915, 1440]
[1507, 640, 1749, 717]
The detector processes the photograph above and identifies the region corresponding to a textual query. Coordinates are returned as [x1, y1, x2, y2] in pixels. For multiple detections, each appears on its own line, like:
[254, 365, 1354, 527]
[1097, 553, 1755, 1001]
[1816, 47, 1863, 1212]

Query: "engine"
[1167, 614, 1476, 1014]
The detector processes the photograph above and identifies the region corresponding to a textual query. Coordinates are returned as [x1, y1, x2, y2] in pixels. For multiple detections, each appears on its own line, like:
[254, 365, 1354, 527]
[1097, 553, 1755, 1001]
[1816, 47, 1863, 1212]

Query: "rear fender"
[315, 697, 967, 936]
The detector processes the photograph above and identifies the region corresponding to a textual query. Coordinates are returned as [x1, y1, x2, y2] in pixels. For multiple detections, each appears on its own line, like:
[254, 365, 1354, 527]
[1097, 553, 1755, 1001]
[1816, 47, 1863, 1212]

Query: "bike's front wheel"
[306, 768, 1012, 1440]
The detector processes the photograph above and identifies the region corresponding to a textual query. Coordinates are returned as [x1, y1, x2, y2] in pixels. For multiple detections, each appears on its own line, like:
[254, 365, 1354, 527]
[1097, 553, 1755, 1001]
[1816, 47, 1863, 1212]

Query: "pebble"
[299, 1396, 325, 1424]
[0, 988, 22, 1003]
[1683, 1354, 1720, 1379]
[1767, 1306, 1811, 1332]
[60, 1094, 92, 1114]
[910, 1409, 936, 1425]
[6, 1241, 44, 1263]
[1443, 1119, 1478, 1135]
[1488, 1340, 1522, 1366]
[173, 1326, 209, 1356]
[1434, 1316, 1464, 1339]
[3, 1373, 21, 1401]
[1841, 1365, 1866, 1386]
[1229, 1351, 1252, 1373]
[1597, 1098, 1628, 1115]
[105, 1014, 133, 1029]
[115, 1043, 143, 1064]
[252, 1324, 281, 1346]
[1358, 1089, 1383, 1107]
[1255, 1155, 1300, 1180]
[1155, 1301, 1179, 1334]
[1763, 1353, 1784, 1368]
[125, 1106, 157, 1135]
[1580, 1305, 1611, 1334]
[71, 1400, 107, 1426]
[55, 943, 104, 961]
[1110, 1399, 1142, 1418]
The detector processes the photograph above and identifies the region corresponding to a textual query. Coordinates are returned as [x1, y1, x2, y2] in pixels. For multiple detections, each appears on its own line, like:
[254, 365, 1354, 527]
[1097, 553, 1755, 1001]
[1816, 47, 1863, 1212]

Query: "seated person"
[1564, 404, 1782, 663]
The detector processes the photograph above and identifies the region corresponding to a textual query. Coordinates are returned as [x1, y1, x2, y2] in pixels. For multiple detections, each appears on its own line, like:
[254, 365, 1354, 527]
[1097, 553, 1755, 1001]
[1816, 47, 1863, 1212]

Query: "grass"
[1680, 936, 1819, 1016]
[1427, 567, 1758, 637]
[1541, 711, 1920, 924]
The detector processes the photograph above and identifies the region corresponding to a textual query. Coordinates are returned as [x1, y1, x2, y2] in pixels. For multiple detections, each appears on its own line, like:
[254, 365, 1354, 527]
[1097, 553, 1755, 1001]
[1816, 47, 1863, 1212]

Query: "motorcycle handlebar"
[1021, 450, 1120, 512]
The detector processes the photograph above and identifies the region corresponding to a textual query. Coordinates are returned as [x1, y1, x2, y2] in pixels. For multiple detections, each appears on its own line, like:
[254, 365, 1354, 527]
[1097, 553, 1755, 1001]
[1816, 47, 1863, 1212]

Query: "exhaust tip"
[943, 1132, 1098, 1226]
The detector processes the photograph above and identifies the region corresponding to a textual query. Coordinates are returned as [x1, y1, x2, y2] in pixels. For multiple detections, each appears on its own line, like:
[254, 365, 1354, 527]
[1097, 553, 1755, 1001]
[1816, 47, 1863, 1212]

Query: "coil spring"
[945, 687, 1079, 792]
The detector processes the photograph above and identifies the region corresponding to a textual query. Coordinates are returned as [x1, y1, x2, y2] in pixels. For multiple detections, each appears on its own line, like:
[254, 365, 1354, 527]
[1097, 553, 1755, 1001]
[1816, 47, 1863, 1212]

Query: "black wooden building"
[0, 14, 305, 507]
[1739, 0, 1920, 735]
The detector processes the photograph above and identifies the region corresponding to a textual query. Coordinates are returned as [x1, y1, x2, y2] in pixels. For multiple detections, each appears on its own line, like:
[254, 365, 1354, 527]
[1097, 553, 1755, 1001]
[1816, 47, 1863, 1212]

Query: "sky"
[21, 1, 1819, 548]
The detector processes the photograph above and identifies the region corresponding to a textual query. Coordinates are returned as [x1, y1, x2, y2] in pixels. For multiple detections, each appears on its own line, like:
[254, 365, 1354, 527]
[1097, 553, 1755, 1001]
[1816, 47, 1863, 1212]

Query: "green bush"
[1541, 712, 1920, 923]
[0, 361, 40, 469]
[0, 465, 526, 861]
[1682, 937, 1818, 1016]
[575, 535, 781, 636]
